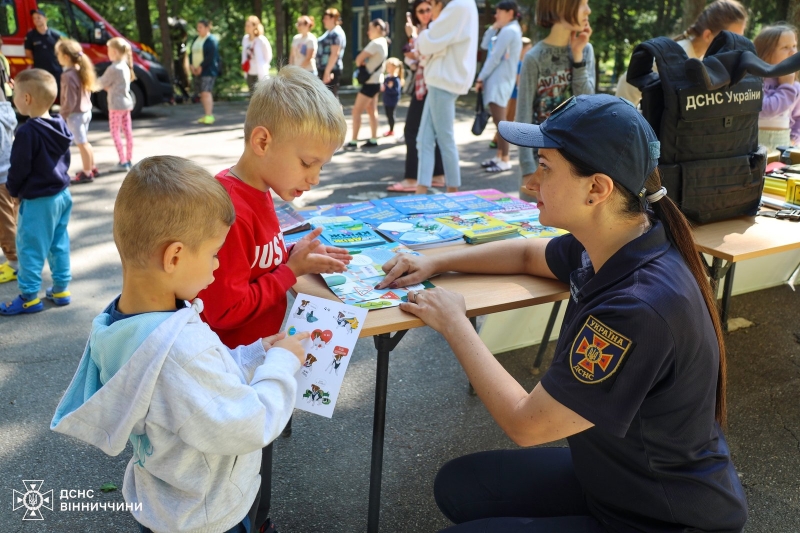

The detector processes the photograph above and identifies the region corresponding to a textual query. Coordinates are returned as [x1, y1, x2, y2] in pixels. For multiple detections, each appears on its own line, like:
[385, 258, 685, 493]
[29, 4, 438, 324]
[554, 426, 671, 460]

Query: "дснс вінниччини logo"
[12, 480, 53, 520]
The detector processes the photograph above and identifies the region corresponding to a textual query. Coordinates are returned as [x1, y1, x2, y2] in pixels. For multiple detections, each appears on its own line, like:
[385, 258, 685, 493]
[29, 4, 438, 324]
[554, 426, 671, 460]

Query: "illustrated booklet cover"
[487, 209, 568, 238]
[286, 294, 367, 418]
[434, 212, 518, 244]
[275, 203, 312, 234]
[320, 242, 434, 309]
[318, 220, 387, 249]
[376, 217, 464, 249]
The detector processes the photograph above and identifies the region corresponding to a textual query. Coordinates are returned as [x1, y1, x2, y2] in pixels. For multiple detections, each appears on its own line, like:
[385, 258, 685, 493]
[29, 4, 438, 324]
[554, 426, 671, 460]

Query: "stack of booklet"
[434, 212, 518, 244]
[376, 217, 464, 249]
[319, 221, 386, 250]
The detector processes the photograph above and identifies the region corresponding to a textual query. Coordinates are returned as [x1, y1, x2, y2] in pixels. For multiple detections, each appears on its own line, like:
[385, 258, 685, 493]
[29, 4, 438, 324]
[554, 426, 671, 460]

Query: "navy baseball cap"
[498, 94, 661, 202]
[30, 8, 46, 16]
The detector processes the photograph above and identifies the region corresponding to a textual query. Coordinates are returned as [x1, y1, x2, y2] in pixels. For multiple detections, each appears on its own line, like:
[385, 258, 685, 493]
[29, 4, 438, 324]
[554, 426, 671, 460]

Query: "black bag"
[627, 32, 766, 223]
[471, 90, 490, 136]
[357, 58, 384, 85]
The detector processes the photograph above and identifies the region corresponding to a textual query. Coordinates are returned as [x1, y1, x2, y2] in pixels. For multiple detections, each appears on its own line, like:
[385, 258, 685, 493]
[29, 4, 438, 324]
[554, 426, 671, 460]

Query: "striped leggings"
[109, 110, 133, 163]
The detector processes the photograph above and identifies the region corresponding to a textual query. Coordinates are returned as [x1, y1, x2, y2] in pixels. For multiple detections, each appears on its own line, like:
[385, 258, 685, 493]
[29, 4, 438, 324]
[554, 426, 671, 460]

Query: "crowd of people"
[0, 0, 799, 531]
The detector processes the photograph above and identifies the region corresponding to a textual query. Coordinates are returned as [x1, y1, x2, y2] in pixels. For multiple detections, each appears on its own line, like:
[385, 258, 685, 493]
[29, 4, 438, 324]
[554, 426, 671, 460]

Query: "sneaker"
[70, 171, 94, 185]
[113, 161, 132, 172]
[46, 287, 71, 306]
[363, 139, 379, 147]
[91, 167, 100, 178]
[197, 115, 215, 125]
[0, 295, 44, 315]
[0, 262, 17, 283]
[346, 140, 359, 148]
[383, 130, 394, 137]
[485, 160, 512, 173]
[481, 157, 499, 168]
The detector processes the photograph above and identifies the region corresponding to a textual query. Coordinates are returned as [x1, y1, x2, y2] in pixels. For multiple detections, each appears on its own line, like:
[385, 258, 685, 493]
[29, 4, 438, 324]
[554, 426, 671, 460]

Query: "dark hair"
[370, 18, 387, 34]
[675, 0, 748, 42]
[496, 0, 520, 20]
[536, 0, 582, 29]
[560, 149, 728, 428]
[198, 19, 211, 27]
[410, 0, 433, 27]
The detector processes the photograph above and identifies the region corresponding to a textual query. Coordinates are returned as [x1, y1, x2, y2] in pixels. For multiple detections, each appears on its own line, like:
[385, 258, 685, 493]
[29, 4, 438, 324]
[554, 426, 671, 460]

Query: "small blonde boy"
[1, 68, 73, 315]
[197, 65, 350, 533]
[51, 156, 308, 533]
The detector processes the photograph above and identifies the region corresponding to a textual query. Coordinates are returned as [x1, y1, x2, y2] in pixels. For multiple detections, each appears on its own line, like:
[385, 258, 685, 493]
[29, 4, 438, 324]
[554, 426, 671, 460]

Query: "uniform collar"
[569, 218, 670, 302]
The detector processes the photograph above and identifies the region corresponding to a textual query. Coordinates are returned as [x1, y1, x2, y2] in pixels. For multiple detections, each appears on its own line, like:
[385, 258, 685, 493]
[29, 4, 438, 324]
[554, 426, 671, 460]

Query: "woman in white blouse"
[241, 15, 273, 95]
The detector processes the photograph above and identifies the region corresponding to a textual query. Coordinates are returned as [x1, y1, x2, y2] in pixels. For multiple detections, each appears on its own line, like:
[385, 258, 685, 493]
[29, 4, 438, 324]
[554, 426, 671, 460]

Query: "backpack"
[627, 32, 766, 224]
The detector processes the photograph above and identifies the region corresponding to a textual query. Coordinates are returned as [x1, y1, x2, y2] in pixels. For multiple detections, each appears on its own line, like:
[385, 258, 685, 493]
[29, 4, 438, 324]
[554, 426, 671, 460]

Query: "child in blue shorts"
[1, 68, 73, 315]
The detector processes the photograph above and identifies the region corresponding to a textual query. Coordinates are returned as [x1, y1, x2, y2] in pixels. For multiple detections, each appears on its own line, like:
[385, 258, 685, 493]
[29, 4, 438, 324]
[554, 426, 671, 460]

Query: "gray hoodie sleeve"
[170, 346, 300, 456]
[571, 43, 595, 95]
[516, 51, 539, 176]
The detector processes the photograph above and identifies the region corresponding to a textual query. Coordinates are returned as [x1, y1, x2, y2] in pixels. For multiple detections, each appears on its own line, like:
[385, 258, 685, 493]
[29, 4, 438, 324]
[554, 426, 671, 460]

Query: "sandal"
[431, 180, 446, 188]
[387, 181, 417, 192]
[485, 161, 512, 173]
[0, 262, 17, 283]
[0, 295, 44, 315]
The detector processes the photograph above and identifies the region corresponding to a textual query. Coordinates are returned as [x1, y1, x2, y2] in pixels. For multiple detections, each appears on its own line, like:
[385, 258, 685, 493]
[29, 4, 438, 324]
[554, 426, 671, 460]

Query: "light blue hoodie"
[51, 299, 300, 533]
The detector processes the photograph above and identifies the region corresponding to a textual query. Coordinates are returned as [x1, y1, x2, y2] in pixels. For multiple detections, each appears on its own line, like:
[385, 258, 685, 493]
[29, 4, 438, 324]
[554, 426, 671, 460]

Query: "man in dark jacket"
[189, 19, 220, 125]
[24, 10, 62, 98]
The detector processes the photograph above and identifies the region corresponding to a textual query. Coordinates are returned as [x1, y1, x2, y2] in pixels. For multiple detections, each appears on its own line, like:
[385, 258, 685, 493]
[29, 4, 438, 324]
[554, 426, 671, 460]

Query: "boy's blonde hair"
[244, 65, 347, 147]
[114, 156, 235, 269]
[14, 68, 57, 107]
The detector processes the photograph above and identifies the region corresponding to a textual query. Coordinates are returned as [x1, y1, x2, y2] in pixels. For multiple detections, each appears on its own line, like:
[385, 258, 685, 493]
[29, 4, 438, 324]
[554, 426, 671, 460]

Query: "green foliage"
[89, 0, 799, 97]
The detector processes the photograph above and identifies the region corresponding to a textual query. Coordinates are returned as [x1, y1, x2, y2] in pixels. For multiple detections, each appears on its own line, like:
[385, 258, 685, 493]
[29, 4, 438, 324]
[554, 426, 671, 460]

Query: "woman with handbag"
[241, 15, 273, 96]
[347, 19, 389, 148]
[475, 1, 522, 173]
[415, 0, 479, 193]
[387, 0, 447, 192]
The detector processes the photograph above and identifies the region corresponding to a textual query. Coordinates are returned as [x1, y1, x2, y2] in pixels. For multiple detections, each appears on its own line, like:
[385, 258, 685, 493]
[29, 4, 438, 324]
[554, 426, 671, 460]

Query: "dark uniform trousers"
[434, 448, 607, 533]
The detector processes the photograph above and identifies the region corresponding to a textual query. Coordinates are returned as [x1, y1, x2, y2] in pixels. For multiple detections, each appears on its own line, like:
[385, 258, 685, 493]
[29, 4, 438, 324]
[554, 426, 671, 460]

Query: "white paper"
[286, 294, 368, 418]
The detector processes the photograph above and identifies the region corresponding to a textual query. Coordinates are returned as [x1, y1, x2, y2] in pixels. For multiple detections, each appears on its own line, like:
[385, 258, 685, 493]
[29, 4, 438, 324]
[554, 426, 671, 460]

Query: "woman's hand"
[376, 253, 437, 289]
[570, 22, 592, 62]
[400, 287, 468, 336]
[474, 79, 483, 92]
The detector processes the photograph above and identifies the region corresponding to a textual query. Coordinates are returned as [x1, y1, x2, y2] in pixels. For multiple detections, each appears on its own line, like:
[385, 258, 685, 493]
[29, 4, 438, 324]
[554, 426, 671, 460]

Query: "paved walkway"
[0, 97, 797, 532]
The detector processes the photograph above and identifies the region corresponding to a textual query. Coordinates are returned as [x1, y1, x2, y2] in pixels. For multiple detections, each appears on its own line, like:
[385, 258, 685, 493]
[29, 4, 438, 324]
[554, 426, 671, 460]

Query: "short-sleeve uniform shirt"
[542, 220, 747, 533]
[24, 28, 62, 78]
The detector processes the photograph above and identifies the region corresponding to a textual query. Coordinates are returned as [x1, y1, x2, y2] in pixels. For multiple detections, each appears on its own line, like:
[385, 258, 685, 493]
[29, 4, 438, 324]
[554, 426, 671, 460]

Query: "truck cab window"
[69, 5, 94, 43]
[35, 0, 74, 39]
[0, 0, 18, 36]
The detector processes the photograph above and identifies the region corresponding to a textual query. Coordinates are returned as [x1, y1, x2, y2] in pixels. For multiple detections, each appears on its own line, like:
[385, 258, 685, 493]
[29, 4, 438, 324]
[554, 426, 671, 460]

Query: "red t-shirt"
[197, 170, 297, 348]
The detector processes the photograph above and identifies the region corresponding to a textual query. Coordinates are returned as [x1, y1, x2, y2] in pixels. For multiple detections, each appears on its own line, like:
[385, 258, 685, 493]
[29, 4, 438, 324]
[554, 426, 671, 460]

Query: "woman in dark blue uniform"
[376, 94, 747, 532]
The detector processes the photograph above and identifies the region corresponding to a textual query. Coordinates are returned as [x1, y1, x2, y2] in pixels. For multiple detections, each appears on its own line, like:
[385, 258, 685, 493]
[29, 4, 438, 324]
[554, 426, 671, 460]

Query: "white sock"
[495, 160, 512, 170]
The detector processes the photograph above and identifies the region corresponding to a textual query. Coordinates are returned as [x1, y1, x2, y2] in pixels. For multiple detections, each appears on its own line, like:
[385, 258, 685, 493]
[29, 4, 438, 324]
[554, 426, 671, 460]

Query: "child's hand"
[287, 227, 350, 277]
[271, 331, 310, 365]
[570, 23, 592, 61]
[261, 331, 287, 351]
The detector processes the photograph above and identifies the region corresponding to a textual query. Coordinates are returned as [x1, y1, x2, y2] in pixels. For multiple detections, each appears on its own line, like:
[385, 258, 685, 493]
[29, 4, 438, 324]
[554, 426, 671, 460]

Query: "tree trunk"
[362, 0, 369, 51]
[392, 0, 408, 58]
[273, 0, 284, 62]
[342, 0, 353, 85]
[681, 0, 704, 33]
[253, 0, 263, 21]
[155, 0, 173, 81]
[778, 0, 791, 21]
[786, 0, 800, 26]
[134, 0, 155, 49]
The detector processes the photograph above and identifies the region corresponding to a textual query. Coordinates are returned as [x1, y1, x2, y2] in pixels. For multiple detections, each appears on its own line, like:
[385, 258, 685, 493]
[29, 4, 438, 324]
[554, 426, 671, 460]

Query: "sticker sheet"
[286, 294, 368, 418]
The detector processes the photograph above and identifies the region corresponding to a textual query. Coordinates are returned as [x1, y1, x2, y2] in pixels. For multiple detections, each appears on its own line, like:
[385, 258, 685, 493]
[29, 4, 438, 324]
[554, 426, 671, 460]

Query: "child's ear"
[162, 241, 184, 273]
[250, 126, 273, 156]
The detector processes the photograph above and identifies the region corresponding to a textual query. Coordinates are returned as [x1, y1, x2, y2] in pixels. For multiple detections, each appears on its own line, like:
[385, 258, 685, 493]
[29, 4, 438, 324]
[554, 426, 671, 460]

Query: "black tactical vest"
[627, 32, 766, 223]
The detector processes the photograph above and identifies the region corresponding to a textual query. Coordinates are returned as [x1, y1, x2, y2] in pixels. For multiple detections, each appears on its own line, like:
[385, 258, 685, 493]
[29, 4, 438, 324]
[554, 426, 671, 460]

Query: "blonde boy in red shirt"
[197, 65, 351, 533]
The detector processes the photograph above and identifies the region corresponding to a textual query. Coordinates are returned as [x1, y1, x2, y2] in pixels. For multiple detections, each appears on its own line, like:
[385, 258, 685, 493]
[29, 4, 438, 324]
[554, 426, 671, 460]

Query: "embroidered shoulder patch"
[570, 316, 632, 384]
